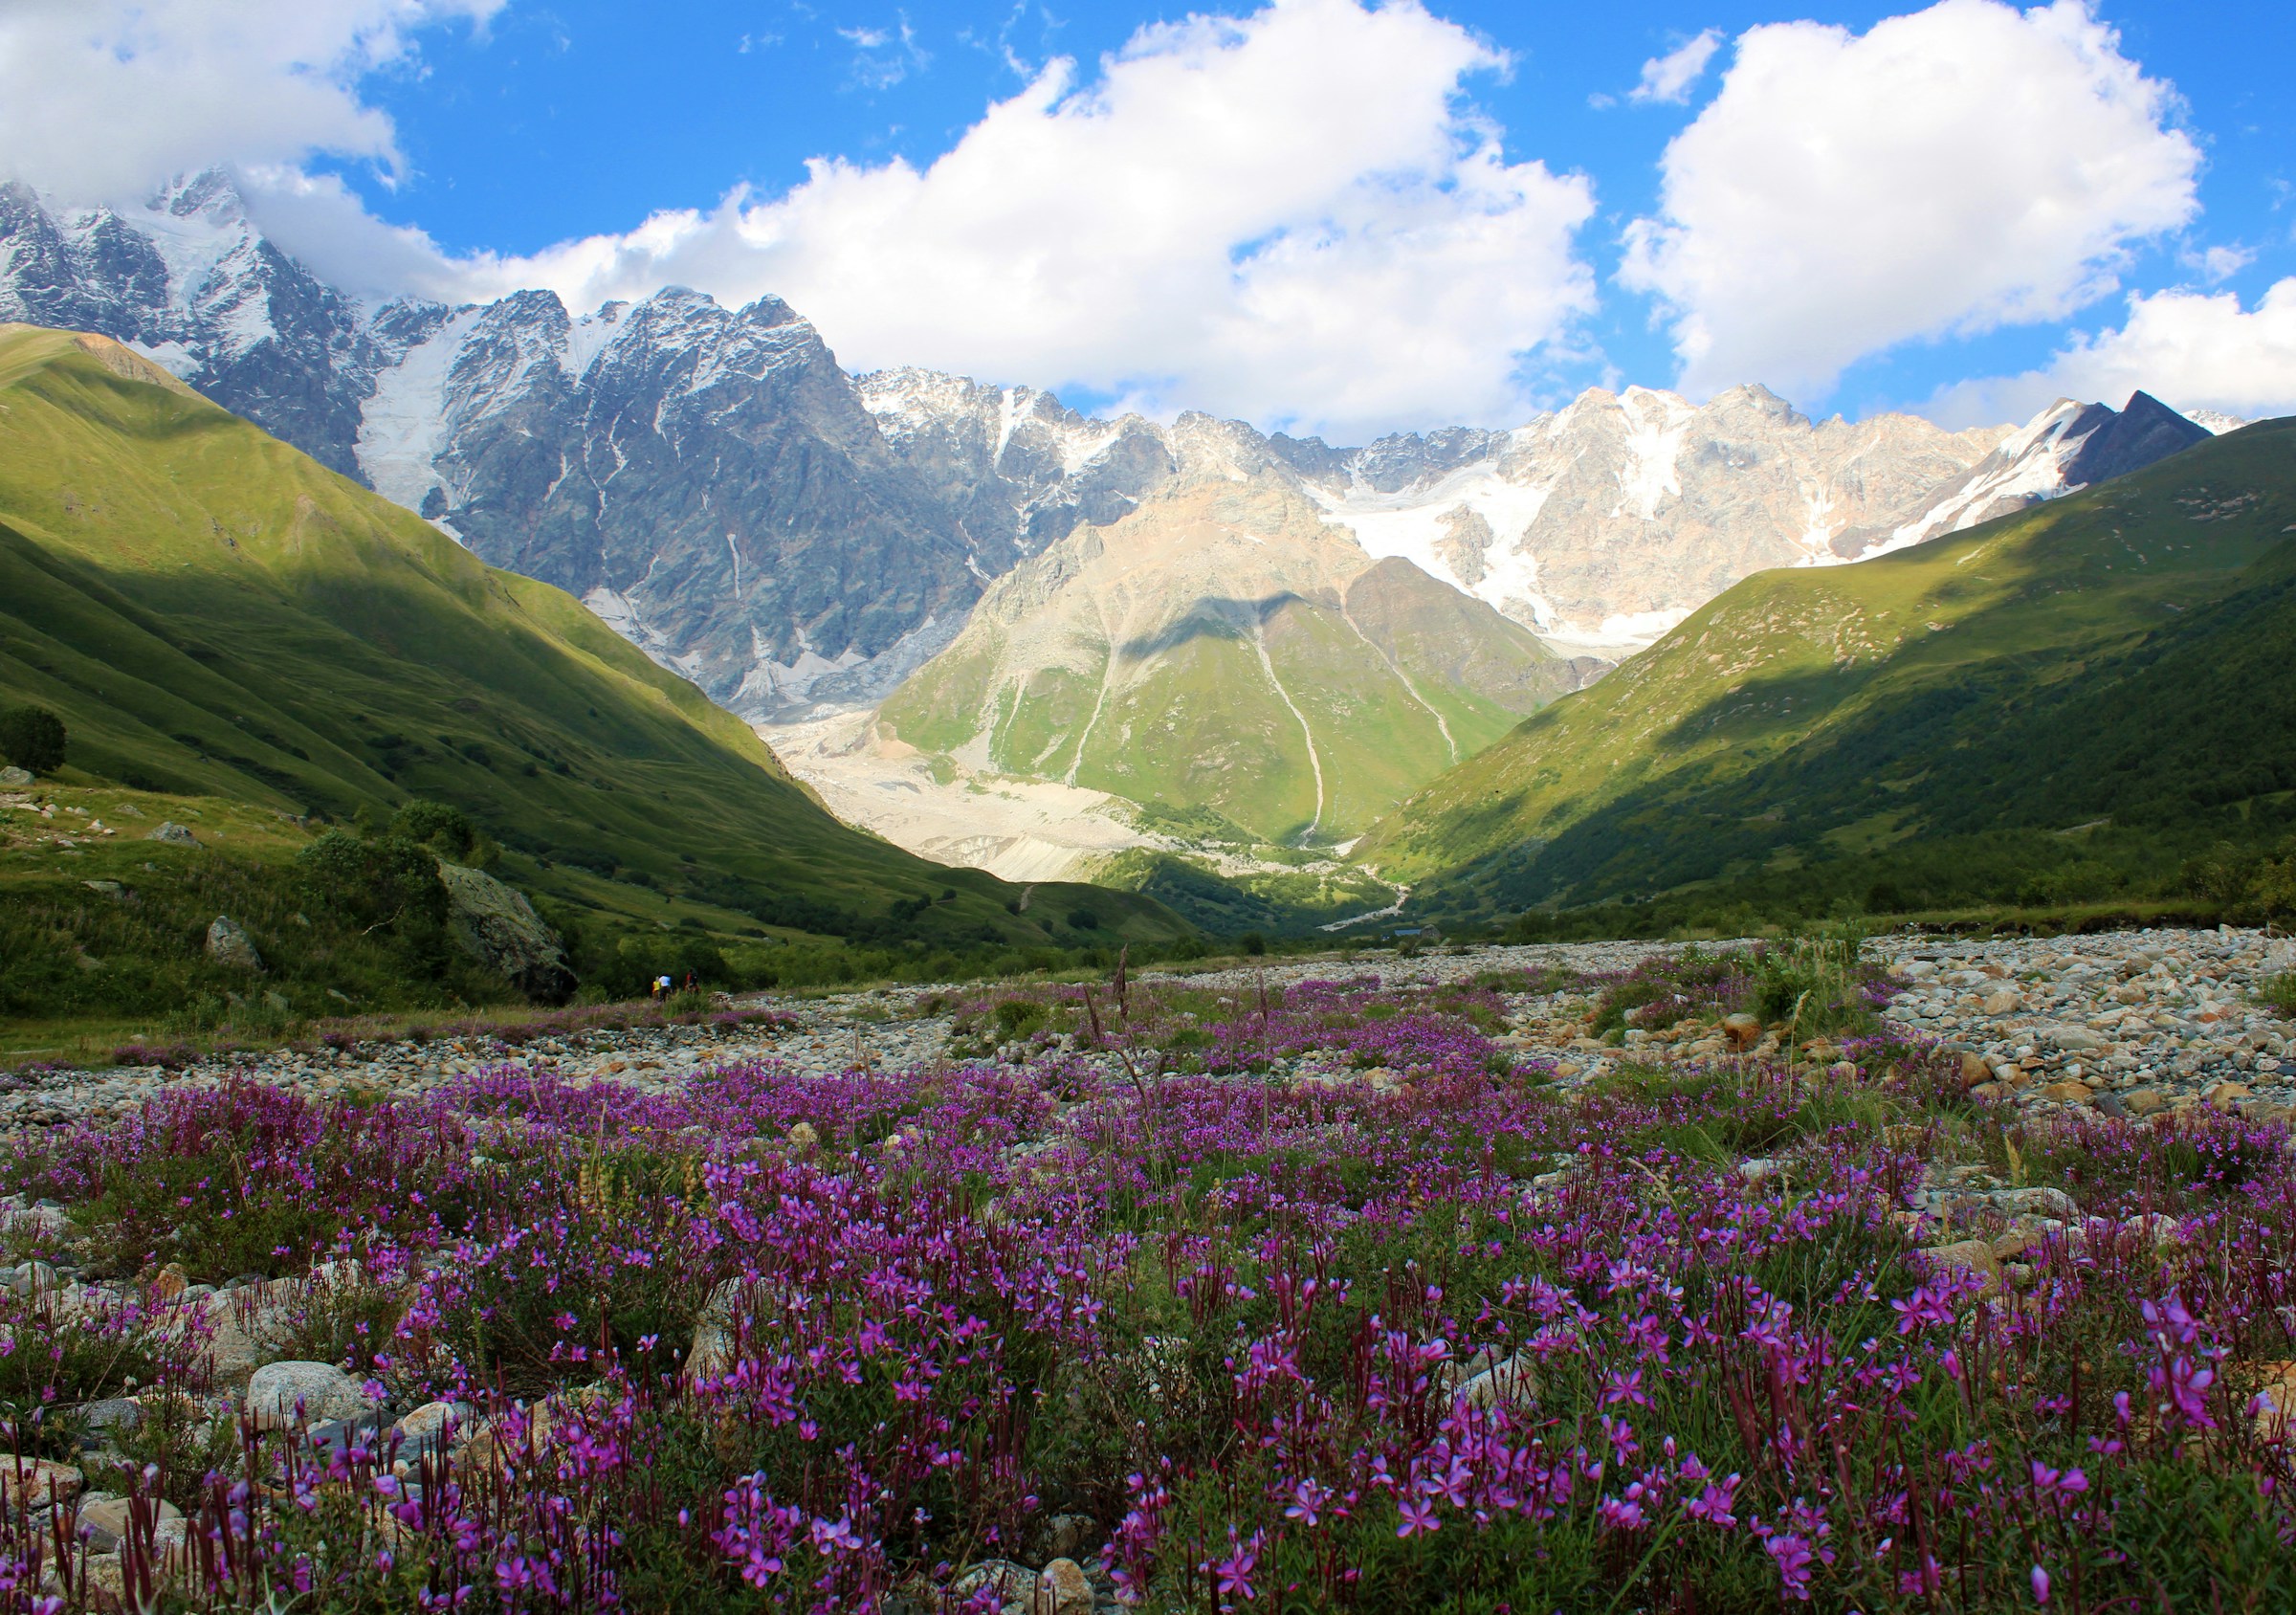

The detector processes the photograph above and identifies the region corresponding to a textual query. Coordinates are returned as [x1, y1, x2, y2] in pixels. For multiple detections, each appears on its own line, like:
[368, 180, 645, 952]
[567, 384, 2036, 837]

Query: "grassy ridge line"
[0, 324, 1184, 950]
[1362, 416, 2296, 918]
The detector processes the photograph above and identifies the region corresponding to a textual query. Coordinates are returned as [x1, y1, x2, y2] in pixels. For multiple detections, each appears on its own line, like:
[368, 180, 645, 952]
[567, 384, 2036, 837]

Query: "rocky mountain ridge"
[0, 170, 2234, 730]
[875, 470, 1598, 848]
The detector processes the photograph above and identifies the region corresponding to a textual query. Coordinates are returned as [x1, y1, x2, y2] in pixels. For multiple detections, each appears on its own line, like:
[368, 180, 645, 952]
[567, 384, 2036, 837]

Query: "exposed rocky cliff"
[0, 170, 2225, 730]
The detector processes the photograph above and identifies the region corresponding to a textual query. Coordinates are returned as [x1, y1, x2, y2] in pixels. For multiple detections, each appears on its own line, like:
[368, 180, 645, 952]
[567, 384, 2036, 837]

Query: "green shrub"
[1750, 920, 1882, 1040]
[2256, 972, 2296, 1017]
[0, 704, 65, 773]
[297, 830, 450, 937]
[992, 998, 1049, 1040]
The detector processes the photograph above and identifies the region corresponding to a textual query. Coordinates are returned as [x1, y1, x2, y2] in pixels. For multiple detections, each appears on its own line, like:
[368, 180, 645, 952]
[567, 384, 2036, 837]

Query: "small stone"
[1038, 1558, 1093, 1615]
[1454, 1351, 1540, 1413]
[0, 1457, 81, 1507]
[2247, 1361, 2296, 1442]
[1979, 987, 2023, 1015]
[951, 1560, 1038, 1609]
[144, 821, 201, 848]
[205, 916, 263, 971]
[2047, 1025, 2105, 1052]
[395, 1401, 467, 1445]
[79, 1399, 142, 1434]
[2038, 1080, 2094, 1104]
[1956, 1051, 1992, 1088]
[73, 1493, 184, 1553]
[1988, 1228, 2035, 1260]
[1916, 1239, 2002, 1297]
[1039, 1514, 1094, 1562]
[0, 765, 30, 785]
[1995, 1186, 2079, 1220]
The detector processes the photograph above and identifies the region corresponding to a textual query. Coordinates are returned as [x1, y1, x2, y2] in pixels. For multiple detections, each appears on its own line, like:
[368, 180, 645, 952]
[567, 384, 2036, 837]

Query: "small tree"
[0, 705, 66, 774]
[389, 799, 478, 860]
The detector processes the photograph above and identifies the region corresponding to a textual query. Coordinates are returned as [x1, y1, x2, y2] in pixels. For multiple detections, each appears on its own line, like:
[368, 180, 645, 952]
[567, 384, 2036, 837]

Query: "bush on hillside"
[389, 798, 500, 869]
[0, 704, 65, 773]
[297, 830, 451, 937]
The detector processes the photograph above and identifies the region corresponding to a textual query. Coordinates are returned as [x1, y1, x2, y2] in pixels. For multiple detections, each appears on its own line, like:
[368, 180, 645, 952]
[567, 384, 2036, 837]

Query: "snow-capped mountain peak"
[0, 175, 2233, 725]
[1871, 390, 2213, 556]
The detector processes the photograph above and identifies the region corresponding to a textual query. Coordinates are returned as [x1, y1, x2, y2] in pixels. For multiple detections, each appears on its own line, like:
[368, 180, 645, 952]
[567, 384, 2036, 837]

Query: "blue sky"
[5, 0, 2293, 438]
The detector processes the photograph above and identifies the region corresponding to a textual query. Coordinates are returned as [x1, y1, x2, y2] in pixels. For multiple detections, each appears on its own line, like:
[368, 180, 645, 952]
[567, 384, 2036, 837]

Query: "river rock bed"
[7, 929, 2290, 1135]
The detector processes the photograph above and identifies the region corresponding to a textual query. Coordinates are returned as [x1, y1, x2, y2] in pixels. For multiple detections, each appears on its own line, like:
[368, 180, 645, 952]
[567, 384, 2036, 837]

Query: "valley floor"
[11, 927, 2289, 1130]
[8, 927, 2296, 1613]
[765, 708, 1155, 882]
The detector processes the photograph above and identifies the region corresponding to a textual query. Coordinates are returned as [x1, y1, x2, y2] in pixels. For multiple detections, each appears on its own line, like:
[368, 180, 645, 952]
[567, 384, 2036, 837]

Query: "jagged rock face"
[1859, 391, 2217, 553]
[0, 176, 390, 478]
[0, 176, 994, 720]
[0, 171, 2223, 727]
[855, 368, 1178, 553]
[879, 473, 1595, 844]
[373, 285, 991, 719]
[1288, 385, 2016, 653]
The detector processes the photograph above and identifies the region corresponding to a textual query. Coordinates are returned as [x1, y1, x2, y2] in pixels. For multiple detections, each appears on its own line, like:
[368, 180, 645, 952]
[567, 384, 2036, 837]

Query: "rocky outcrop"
[436, 863, 575, 1003]
[204, 916, 263, 971]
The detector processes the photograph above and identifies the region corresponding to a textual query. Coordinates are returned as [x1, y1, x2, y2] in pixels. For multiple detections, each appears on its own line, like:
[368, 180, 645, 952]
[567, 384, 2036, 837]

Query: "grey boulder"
[437, 861, 575, 1002]
[246, 1361, 379, 1427]
[205, 916, 264, 971]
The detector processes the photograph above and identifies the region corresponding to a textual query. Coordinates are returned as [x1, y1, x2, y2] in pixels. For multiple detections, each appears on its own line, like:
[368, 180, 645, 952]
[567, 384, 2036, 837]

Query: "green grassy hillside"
[0, 325, 1183, 1001]
[1361, 416, 2296, 922]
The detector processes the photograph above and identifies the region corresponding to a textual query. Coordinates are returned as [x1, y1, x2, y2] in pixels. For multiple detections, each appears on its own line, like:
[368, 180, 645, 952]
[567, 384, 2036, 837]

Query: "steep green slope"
[0, 325, 1182, 954]
[1362, 416, 2296, 918]
[880, 479, 1585, 845]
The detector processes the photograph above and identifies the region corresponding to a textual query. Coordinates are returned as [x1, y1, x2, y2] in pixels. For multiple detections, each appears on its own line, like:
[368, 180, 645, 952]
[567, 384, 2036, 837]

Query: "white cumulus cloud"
[454, 0, 1597, 439]
[1933, 278, 2296, 425]
[0, 0, 502, 206]
[1628, 30, 1721, 105]
[0, 0, 1597, 439]
[1621, 0, 2201, 402]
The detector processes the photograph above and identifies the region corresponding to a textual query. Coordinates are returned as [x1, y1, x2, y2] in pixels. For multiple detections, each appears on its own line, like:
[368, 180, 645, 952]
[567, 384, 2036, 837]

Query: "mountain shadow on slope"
[0, 325, 1186, 991]
[1382, 416, 2296, 920]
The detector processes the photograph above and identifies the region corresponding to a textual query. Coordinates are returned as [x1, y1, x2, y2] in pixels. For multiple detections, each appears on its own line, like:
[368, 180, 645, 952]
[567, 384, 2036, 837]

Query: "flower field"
[5, 954, 2295, 1612]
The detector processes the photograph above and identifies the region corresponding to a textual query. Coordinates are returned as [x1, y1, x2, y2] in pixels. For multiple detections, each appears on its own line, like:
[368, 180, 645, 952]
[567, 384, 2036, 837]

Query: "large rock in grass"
[436, 861, 575, 1003]
[206, 915, 264, 971]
